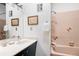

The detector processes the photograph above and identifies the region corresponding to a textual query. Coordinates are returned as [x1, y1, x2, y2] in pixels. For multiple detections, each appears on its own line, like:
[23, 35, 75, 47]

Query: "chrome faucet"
[11, 35, 21, 39]
[17, 36, 20, 39]
[51, 42, 56, 51]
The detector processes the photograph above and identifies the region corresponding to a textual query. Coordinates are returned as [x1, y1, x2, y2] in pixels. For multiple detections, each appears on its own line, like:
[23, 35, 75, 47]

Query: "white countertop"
[0, 39, 37, 56]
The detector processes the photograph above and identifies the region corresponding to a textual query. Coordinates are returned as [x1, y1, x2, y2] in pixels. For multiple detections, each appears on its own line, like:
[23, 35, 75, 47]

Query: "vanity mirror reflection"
[0, 3, 6, 40]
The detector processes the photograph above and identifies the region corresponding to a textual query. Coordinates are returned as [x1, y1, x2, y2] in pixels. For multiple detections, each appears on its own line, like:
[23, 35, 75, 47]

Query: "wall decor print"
[11, 18, 19, 26]
[28, 16, 38, 25]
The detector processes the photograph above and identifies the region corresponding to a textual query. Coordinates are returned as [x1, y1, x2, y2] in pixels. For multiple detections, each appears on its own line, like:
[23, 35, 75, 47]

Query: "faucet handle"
[51, 42, 56, 50]
[17, 36, 21, 39]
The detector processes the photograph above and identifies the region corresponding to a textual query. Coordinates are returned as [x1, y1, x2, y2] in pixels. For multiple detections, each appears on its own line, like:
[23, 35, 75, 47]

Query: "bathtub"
[51, 42, 79, 56]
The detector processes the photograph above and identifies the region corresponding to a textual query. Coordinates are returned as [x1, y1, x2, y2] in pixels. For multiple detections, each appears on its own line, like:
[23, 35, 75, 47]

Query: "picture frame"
[28, 16, 38, 25]
[11, 18, 19, 26]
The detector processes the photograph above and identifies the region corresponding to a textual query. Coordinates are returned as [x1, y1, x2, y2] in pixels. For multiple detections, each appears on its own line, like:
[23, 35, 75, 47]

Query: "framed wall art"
[28, 16, 38, 25]
[11, 18, 19, 26]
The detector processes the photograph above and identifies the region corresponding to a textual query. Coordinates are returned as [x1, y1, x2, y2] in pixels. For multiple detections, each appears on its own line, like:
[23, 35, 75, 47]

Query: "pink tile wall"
[51, 10, 79, 45]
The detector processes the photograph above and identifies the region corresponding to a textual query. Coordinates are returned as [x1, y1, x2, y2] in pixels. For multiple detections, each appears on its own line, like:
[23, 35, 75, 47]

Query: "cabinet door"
[15, 42, 37, 56]
[26, 42, 37, 56]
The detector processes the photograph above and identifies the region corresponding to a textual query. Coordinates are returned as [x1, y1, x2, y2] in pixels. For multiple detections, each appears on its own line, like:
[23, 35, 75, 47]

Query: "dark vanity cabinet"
[15, 41, 37, 56]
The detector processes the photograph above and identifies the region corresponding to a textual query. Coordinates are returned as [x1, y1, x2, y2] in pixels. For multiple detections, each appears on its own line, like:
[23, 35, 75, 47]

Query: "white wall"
[6, 3, 51, 56]
[22, 3, 51, 56]
[52, 3, 79, 12]
[22, 3, 38, 38]
[6, 3, 23, 38]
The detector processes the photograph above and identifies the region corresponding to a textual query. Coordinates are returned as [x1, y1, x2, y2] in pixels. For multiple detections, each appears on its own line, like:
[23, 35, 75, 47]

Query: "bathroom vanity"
[15, 41, 37, 56]
[0, 39, 37, 56]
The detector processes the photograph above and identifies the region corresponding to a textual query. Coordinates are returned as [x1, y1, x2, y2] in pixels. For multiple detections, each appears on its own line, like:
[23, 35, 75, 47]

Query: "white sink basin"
[7, 39, 31, 45]
[16, 39, 28, 44]
[0, 39, 34, 47]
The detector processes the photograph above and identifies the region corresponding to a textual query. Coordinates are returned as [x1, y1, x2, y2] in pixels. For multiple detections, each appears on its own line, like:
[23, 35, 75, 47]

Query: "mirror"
[0, 3, 6, 40]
